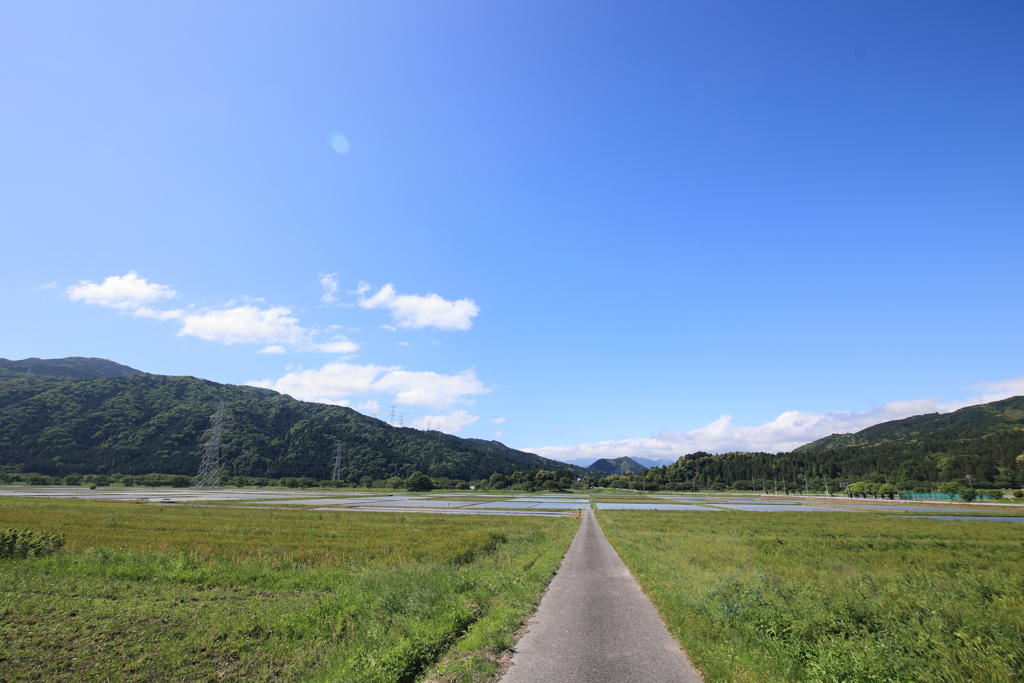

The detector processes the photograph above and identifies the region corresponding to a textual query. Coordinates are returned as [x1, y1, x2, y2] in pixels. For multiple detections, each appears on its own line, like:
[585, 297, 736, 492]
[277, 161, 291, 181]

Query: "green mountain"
[0, 358, 594, 482]
[588, 456, 647, 476]
[795, 396, 1024, 452]
[655, 395, 1024, 490]
[0, 357, 147, 380]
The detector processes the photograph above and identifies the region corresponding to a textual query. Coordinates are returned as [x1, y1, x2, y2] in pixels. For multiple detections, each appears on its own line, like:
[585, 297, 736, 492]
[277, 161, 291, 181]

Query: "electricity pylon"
[331, 443, 344, 482]
[191, 402, 228, 488]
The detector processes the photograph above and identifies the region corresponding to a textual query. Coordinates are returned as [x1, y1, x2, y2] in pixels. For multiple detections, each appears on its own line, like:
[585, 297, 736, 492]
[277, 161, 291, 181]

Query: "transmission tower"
[331, 443, 344, 481]
[192, 402, 228, 488]
[390, 405, 396, 426]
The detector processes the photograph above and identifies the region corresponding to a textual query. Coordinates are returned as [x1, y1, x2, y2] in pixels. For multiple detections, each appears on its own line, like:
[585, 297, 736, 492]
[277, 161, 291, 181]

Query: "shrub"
[1014, 489, 1023, 499]
[0, 528, 65, 558]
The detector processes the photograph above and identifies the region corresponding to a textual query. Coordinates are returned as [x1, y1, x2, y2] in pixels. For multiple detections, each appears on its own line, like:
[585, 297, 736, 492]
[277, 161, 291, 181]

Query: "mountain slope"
[795, 396, 1024, 452]
[0, 367, 583, 481]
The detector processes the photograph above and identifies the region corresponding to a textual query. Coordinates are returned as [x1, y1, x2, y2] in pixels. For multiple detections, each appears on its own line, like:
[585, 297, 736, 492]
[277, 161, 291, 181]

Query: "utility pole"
[774, 477, 778, 495]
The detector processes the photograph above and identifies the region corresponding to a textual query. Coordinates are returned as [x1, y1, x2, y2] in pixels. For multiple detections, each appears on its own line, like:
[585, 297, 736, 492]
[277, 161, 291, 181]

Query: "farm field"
[0, 498, 578, 683]
[599, 510, 1024, 683]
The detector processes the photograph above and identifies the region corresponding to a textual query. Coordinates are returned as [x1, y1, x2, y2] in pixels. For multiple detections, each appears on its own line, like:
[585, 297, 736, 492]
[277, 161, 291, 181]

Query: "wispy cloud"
[257, 345, 286, 355]
[530, 376, 1024, 462]
[410, 410, 480, 434]
[490, 417, 506, 424]
[318, 273, 339, 304]
[248, 362, 489, 410]
[37, 281, 57, 290]
[357, 282, 479, 331]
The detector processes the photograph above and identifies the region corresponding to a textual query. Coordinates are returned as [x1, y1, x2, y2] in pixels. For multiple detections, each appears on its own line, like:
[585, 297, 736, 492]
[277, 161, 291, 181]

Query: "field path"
[500, 510, 703, 683]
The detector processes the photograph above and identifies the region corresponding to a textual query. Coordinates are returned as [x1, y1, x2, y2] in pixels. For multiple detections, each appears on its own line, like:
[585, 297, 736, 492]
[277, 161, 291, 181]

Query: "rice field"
[599, 510, 1024, 683]
[0, 498, 578, 683]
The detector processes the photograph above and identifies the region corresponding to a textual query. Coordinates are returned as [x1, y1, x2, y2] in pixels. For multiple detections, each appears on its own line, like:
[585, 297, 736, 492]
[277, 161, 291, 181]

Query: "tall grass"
[0, 499, 577, 682]
[599, 511, 1024, 683]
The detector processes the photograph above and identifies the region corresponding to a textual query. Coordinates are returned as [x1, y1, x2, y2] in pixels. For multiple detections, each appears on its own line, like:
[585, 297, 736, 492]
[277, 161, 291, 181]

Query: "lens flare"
[328, 131, 350, 154]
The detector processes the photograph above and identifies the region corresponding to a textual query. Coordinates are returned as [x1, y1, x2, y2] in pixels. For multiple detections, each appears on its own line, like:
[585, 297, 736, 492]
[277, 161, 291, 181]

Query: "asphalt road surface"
[500, 510, 704, 683]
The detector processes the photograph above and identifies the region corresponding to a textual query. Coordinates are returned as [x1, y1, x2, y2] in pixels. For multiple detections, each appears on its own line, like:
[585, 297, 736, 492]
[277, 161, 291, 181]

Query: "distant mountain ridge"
[586, 456, 647, 476]
[0, 357, 147, 380]
[0, 357, 601, 481]
[554, 455, 674, 469]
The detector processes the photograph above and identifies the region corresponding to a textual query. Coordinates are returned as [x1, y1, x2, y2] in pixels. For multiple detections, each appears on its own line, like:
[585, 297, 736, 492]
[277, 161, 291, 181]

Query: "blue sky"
[2, 1, 1023, 464]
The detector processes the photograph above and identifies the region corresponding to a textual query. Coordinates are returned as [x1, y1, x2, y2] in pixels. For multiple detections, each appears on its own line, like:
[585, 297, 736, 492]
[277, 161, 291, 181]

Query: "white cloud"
[319, 273, 339, 304]
[410, 410, 480, 434]
[37, 281, 57, 290]
[494, 431, 504, 437]
[177, 305, 307, 346]
[490, 417, 507, 424]
[371, 368, 488, 409]
[314, 338, 360, 354]
[964, 375, 1024, 406]
[356, 400, 381, 415]
[258, 345, 286, 354]
[249, 362, 383, 402]
[357, 282, 479, 331]
[248, 362, 489, 410]
[67, 271, 176, 309]
[529, 377, 1024, 462]
[67, 272, 360, 353]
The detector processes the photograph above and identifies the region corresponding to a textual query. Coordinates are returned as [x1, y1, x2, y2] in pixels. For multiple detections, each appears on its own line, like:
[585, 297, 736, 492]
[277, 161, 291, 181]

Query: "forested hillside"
[0, 366, 595, 482]
[642, 396, 1024, 491]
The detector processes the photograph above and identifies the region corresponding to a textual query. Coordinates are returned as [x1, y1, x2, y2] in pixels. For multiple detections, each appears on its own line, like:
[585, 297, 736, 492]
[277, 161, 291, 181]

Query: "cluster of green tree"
[481, 469, 577, 491]
[0, 367, 604, 483]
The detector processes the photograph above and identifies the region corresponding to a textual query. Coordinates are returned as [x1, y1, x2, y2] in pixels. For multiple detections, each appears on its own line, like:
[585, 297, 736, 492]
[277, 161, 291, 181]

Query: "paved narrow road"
[500, 510, 704, 683]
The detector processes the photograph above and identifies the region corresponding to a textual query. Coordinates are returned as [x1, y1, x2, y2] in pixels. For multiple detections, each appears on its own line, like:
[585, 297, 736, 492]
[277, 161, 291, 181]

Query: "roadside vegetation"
[599, 510, 1024, 683]
[0, 498, 577, 682]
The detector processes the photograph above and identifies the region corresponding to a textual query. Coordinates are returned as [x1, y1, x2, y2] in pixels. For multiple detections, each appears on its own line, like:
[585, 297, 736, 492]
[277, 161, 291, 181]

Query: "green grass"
[0, 498, 577, 683]
[598, 510, 1024, 683]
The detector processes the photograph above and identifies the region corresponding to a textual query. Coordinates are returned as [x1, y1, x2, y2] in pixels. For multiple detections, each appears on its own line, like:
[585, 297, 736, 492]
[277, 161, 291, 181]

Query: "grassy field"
[599, 510, 1024, 683]
[0, 498, 577, 683]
